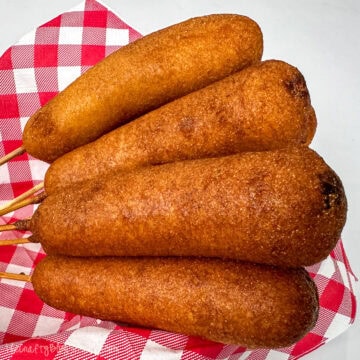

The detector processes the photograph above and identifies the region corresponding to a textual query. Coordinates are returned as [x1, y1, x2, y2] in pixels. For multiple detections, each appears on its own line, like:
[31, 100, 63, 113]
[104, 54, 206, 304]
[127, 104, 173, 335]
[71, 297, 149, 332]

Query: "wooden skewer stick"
[0, 191, 46, 217]
[0, 219, 31, 232]
[0, 271, 31, 282]
[0, 224, 19, 232]
[0, 146, 26, 166]
[0, 182, 45, 212]
[0, 238, 32, 246]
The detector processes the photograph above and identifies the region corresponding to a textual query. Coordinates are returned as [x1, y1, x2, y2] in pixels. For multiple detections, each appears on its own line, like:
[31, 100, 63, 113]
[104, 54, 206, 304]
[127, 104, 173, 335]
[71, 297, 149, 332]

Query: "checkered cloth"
[0, 1, 357, 359]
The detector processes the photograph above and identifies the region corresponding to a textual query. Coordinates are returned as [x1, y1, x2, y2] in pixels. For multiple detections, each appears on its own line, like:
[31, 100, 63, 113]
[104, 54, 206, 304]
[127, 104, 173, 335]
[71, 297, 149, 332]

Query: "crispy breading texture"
[31, 147, 347, 267]
[23, 14, 263, 162]
[32, 256, 319, 348]
[44, 59, 316, 194]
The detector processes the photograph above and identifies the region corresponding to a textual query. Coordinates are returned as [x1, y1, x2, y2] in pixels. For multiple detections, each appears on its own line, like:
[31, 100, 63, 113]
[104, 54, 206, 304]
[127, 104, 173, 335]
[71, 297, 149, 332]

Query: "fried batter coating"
[31, 147, 347, 267]
[23, 14, 263, 162]
[44, 60, 316, 194]
[32, 256, 319, 348]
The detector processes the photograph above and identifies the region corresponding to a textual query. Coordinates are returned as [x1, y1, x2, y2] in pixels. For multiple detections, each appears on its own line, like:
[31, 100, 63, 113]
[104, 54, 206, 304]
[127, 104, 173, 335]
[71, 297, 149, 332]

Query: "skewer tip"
[0, 238, 32, 246]
[0, 190, 46, 217]
[0, 146, 26, 166]
[0, 182, 45, 213]
[0, 271, 31, 282]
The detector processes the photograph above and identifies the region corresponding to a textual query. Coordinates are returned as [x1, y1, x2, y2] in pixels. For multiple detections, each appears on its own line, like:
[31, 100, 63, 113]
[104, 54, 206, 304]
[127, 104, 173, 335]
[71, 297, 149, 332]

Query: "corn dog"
[32, 255, 319, 348]
[22, 14, 263, 163]
[30, 147, 347, 267]
[44, 60, 316, 194]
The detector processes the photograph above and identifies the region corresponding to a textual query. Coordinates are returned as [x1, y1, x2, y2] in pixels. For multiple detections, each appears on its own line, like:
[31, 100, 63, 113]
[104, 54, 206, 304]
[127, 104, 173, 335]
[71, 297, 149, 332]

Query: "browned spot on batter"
[318, 171, 344, 210]
[89, 180, 104, 194]
[179, 116, 196, 138]
[283, 73, 309, 99]
[33, 111, 55, 137]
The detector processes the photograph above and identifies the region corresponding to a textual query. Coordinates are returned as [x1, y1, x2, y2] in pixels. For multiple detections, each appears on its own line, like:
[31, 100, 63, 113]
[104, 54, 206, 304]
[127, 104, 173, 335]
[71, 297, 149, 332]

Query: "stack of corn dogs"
[0, 14, 347, 349]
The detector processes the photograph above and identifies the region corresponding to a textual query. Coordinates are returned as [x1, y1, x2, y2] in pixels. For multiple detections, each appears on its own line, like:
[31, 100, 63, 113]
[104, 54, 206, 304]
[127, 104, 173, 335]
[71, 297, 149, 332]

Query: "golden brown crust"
[23, 14, 263, 162]
[32, 255, 319, 348]
[44, 59, 316, 194]
[33, 147, 347, 266]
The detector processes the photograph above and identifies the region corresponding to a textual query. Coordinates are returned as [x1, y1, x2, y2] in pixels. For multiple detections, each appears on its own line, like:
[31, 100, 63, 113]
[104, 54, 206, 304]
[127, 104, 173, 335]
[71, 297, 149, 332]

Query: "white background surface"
[0, 0, 359, 359]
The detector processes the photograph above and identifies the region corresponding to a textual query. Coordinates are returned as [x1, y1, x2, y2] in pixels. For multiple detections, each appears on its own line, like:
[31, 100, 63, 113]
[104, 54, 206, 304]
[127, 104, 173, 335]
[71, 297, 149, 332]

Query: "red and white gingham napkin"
[0, 0, 357, 359]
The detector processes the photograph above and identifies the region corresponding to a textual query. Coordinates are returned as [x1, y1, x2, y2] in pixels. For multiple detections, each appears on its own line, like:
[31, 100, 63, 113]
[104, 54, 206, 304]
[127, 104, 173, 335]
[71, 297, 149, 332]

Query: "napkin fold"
[0, 1, 357, 359]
